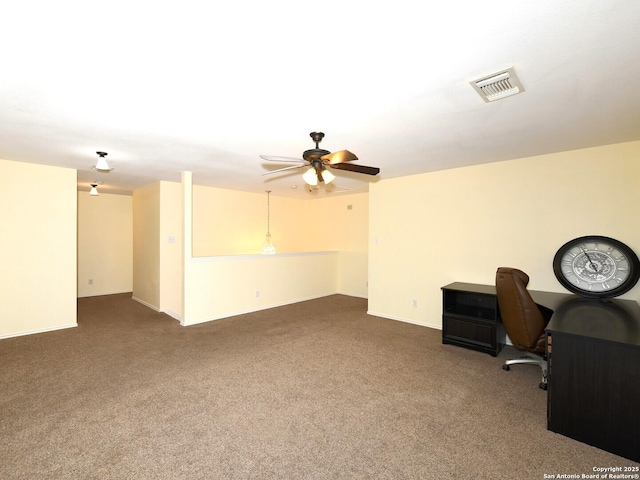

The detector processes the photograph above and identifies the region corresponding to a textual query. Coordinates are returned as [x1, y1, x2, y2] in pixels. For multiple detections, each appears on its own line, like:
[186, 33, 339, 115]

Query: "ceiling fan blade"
[260, 155, 306, 163]
[331, 163, 380, 176]
[321, 150, 358, 165]
[262, 164, 307, 176]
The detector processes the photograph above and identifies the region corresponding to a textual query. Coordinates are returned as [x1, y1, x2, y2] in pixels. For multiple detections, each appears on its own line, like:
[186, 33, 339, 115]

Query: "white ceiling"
[2, 1, 639, 198]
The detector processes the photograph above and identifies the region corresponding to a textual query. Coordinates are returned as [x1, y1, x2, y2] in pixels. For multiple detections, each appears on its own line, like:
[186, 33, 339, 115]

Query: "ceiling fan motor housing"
[303, 148, 331, 161]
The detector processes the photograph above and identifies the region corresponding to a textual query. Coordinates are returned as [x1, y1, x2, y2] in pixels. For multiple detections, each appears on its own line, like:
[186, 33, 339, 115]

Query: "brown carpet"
[1, 294, 636, 479]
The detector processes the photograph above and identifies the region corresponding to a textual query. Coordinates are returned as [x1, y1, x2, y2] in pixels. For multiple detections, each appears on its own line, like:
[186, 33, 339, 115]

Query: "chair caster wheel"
[502, 365, 510, 371]
[539, 383, 548, 390]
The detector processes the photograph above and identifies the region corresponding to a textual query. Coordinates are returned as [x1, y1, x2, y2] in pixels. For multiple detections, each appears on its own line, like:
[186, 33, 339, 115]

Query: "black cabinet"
[442, 283, 505, 357]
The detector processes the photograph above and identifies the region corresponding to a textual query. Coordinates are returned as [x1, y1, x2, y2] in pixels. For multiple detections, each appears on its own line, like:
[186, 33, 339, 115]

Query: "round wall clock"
[553, 236, 640, 298]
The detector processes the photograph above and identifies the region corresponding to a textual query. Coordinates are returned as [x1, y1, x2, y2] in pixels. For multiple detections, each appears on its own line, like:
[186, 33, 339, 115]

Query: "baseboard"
[0, 323, 77, 340]
[162, 310, 182, 322]
[131, 296, 160, 312]
[77, 290, 132, 298]
[181, 292, 337, 327]
[366, 310, 441, 330]
[130, 297, 182, 322]
[337, 291, 368, 299]
[134, 293, 365, 327]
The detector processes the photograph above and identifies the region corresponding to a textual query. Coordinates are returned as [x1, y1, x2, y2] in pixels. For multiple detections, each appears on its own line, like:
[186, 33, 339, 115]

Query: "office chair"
[495, 267, 551, 390]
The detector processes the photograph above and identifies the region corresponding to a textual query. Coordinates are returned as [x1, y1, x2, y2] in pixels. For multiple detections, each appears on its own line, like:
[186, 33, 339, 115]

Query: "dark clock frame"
[553, 235, 640, 298]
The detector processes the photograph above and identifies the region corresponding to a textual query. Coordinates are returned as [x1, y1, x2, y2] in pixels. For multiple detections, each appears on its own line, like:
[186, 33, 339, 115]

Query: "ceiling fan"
[260, 132, 380, 186]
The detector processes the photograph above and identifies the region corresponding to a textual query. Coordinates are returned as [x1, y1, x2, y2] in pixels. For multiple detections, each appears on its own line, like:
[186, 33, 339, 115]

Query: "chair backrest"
[495, 267, 547, 350]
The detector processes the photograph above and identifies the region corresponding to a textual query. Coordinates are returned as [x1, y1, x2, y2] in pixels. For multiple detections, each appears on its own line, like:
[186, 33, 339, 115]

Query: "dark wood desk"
[544, 295, 640, 463]
[441, 283, 640, 462]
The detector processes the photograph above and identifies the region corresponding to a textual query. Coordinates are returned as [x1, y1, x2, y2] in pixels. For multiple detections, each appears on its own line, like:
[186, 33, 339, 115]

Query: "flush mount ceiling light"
[89, 183, 99, 196]
[471, 66, 524, 102]
[92, 151, 113, 172]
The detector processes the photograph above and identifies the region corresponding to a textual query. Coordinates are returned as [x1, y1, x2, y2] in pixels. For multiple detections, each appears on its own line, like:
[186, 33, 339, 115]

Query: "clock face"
[553, 236, 640, 298]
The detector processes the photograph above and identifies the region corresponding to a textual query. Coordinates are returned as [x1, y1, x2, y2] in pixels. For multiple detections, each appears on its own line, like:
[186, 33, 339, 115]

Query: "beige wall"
[77, 191, 132, 297]
[192, 186, 324, 255]
[5, 142, 636, 338]
[183, 252, 339, 325]
[368, 141, 640, 329]
[193, 187, 270, 256]
[131, 181, 184, 316]
[151, 176, 368, 325]
[0, 159, 77, 338]
[190, 186, 369, 298]
[314, 193, 369, 298]
[132, 182, 160, 309]
[159, 181, 183, 317]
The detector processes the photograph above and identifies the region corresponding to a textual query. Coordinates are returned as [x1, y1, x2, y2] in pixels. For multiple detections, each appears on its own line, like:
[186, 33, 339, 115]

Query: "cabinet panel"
[441, 284, 504, 357]
[443, 315, 494, 347]
[547, 332, 640, 462]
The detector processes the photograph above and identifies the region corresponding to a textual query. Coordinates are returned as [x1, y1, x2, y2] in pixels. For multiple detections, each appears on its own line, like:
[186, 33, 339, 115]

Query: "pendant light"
[89, 183, 99, 196]
[262, 190, 276, 254]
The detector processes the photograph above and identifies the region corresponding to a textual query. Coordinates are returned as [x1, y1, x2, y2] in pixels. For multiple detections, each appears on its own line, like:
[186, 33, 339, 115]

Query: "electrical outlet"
[88, 279, 93, 285]
[255, 290, 260, 298]
[412, 299, 417, 308]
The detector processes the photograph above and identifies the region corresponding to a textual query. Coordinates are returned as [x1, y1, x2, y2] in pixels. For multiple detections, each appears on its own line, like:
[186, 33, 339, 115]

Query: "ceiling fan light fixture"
[89, 184, 99, 196]
[321, 168, 335, 184]
[260, 132, 380, 189]
[303, 167, 318, 186]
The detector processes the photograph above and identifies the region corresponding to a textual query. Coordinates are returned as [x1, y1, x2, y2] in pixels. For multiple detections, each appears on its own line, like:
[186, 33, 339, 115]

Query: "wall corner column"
[181, 171, 193, 324]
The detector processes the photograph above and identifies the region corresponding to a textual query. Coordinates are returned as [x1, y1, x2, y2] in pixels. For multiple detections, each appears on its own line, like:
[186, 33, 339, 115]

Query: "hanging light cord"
[266, 190, 271, 235]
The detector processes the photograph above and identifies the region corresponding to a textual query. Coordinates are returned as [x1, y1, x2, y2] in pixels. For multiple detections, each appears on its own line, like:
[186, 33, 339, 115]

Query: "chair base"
[502, 352, 548, 390]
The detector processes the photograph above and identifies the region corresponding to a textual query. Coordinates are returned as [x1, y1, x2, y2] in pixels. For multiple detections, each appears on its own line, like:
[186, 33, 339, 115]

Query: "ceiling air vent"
[471, 67, 524, 102]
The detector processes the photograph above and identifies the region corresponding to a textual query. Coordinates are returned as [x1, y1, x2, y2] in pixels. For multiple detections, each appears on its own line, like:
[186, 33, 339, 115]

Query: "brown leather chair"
[495, 267, 551, 390]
